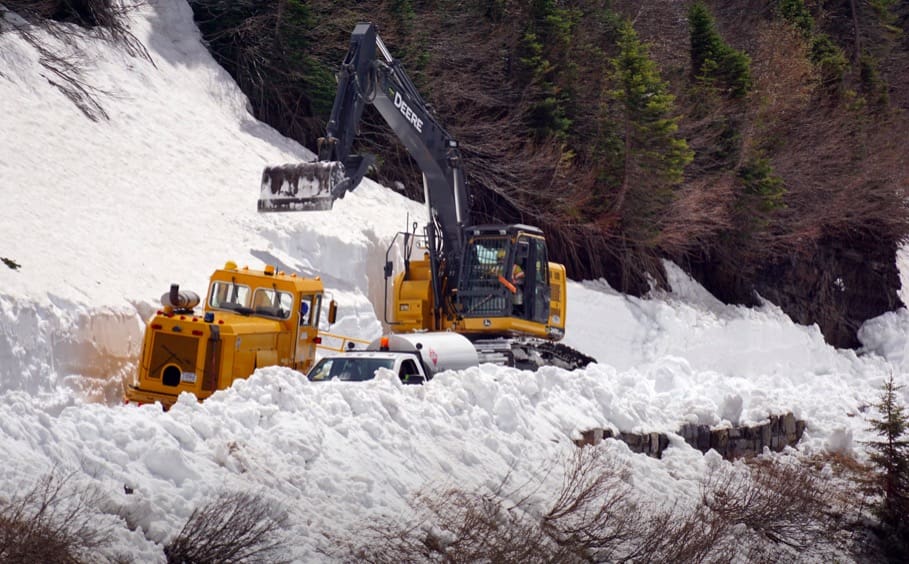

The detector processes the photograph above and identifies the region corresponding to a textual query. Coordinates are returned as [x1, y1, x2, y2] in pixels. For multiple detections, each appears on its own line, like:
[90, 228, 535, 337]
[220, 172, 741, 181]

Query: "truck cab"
[307, 351, 429, 384]
[125, 261, 335, 408]
[307, 332, 478, 384]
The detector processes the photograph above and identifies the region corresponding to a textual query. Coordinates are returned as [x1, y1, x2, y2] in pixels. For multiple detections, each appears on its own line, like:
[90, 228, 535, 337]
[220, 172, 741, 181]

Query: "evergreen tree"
[688, 2, 751, 98]
[606, 20, 693, 245]
[866, 375, 909, 557]
[274, 1, 336, 117]
[518, 0, 575, 140]
[776, 0, 814, 38]
[809, 33, 848, 89]
[738, 156, 786, 214]
[689, 2, 724, 78]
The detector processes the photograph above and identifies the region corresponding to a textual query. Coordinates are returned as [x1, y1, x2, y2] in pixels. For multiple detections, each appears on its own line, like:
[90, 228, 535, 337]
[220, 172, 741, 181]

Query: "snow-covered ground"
[1, 2, 908, 561]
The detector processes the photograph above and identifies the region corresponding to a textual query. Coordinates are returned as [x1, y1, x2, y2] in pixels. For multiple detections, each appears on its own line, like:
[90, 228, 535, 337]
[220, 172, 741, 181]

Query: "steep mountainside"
[185, 0, 909, 348]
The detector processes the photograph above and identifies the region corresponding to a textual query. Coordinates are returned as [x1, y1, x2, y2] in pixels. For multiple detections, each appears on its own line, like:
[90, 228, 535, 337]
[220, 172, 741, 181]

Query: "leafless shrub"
[0, 470, 114, 564]
[540, 447, 648, 561]
[352, 477, 553, 562]
[660, 175, 736, 258]
[643, 503, 734, 564]
[350, 448, 692, 563]
[703, 457, 840, 552]
[17, 28, 112, 121]
[350, 448, 632, 563]
[806, 451, 884, 557]
[348, 448, 862, 563]
[611, 455, 855, 562]
[4, 0, 151, 59]
[164, 490, 290, 564]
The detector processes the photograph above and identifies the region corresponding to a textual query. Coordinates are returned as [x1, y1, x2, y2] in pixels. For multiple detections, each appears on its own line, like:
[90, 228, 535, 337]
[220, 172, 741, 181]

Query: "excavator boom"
[257, 22, 468, 322]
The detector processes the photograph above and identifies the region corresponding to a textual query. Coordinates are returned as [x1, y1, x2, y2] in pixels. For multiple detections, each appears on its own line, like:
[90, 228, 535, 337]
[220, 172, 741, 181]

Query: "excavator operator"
[512, 258, 525, 315]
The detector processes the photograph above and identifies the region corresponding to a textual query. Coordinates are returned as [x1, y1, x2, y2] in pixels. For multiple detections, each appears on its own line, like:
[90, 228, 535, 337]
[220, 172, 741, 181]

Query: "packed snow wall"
[0, 296, 147, 403]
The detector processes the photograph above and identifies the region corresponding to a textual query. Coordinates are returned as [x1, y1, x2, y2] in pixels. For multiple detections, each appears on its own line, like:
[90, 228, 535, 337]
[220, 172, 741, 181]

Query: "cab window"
[307, 358, 334, 381]
[307, 358, 394, 381]
[300, 294, 322, 327]
[209, 281, 250, 310]
[398, 359, 422, 381]
[459, 238, 510, 316]
[532, 238, 548, 285]
[251, 288, 293, 319]
[465, 238, 509, 279]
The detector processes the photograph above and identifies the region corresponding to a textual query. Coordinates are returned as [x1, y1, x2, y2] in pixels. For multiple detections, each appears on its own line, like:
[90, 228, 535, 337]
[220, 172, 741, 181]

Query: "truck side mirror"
[327, 300, 338, 324]
[402, 374, 426, 385]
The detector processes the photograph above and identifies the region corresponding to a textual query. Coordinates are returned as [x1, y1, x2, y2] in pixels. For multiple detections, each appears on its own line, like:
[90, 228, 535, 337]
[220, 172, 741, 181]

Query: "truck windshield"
[209, 281, 251, 311]
[307, 358, 395, 382]
[251, 288, 293, 319]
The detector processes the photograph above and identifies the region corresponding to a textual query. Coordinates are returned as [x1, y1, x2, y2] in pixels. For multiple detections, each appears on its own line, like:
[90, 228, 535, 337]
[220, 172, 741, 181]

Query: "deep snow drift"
[2, 2, 908, 561]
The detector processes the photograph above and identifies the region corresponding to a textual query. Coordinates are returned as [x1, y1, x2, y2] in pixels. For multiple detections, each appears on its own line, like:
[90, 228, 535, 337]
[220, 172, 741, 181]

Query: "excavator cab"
[457, 225, 556, 329]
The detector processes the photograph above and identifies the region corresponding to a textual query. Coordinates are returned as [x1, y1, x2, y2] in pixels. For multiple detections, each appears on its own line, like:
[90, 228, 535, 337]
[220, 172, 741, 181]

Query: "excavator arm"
[259, 22, 469, 316]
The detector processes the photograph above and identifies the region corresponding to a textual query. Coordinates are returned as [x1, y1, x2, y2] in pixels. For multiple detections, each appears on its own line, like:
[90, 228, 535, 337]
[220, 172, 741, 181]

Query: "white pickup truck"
[307, 332, 478, 384]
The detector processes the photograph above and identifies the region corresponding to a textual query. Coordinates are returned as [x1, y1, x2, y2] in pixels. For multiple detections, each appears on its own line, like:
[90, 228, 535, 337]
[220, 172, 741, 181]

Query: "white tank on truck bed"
[367, 332, 478, 378]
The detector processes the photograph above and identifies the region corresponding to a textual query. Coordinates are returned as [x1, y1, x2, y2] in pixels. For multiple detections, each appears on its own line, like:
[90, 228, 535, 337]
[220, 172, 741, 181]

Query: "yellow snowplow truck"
[124, 261, 336, 408]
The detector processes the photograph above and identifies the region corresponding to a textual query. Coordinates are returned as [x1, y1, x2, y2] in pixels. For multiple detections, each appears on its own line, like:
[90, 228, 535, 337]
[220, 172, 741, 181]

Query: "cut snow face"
[1, 3, 908, 562]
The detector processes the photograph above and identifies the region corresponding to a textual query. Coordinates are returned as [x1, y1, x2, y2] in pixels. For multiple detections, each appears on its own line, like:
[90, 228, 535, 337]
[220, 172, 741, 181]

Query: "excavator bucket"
[258, 161, 349, 212]
[258, 153, 374, 212]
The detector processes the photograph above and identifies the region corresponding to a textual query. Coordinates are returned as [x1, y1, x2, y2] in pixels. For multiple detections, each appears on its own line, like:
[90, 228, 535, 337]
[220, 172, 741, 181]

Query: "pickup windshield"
[307, 357, 395, 382]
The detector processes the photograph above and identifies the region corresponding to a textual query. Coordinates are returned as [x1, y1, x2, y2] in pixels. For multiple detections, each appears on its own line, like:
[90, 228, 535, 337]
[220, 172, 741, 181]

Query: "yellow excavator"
[259, 23, 593, 369]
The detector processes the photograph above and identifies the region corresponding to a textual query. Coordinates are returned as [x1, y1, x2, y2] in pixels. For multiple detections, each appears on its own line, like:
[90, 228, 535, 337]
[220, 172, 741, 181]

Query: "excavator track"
[472, 338, 595, 371]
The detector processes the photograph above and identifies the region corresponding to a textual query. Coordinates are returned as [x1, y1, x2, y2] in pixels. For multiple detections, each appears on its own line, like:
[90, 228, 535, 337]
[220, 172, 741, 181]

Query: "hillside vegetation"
[9, 0, 909, 348]
[191, 0, 909, 348]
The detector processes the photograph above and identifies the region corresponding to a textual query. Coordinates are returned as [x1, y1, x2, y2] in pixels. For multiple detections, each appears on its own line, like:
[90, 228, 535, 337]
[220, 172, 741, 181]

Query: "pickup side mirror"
[401, 373, 426, 385]
[327, 299, 338, 324]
